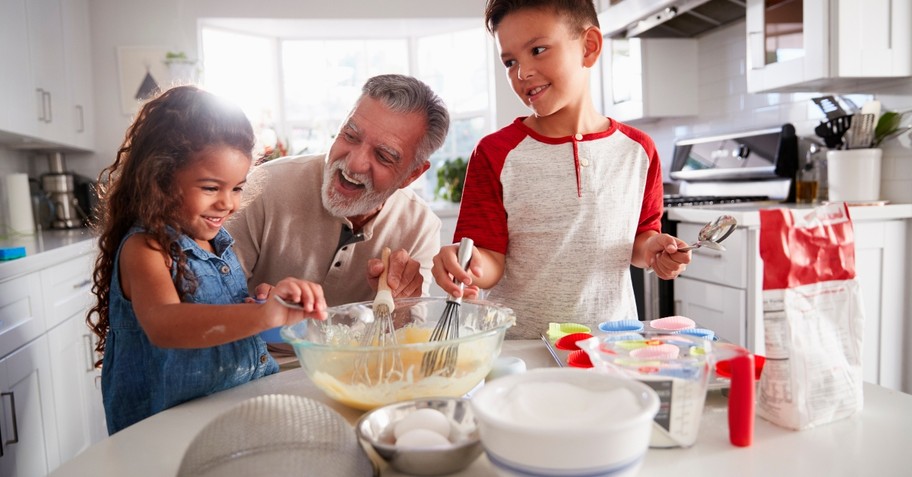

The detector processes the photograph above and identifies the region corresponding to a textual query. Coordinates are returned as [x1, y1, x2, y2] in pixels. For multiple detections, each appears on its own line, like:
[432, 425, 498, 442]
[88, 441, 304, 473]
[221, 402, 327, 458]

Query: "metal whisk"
[354, 247, 403, 385]
[421, 237, 474, 377]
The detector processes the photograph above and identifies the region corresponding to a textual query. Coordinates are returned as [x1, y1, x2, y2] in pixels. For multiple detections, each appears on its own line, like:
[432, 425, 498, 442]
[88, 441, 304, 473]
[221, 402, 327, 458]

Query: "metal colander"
[177, 394, 376, 476]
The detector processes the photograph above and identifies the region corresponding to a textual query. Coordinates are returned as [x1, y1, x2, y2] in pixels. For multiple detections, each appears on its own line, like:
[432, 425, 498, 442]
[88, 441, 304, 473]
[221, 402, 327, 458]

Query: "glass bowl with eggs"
[281, 297, 516, 411]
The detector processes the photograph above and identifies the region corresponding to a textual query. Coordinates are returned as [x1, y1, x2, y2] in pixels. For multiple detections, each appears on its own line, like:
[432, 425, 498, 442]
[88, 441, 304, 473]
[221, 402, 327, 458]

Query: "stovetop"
[663, 195, 770, 207]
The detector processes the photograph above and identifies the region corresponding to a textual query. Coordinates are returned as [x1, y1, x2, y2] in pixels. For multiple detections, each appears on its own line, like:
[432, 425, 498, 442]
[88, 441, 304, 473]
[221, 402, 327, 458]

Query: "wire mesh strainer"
[177, 394, 376, 477]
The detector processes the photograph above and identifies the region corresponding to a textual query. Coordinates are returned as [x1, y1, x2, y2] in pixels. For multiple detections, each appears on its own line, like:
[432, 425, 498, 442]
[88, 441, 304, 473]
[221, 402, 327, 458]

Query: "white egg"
[395, 428, 451, 449]
[393, 408, 451, 440]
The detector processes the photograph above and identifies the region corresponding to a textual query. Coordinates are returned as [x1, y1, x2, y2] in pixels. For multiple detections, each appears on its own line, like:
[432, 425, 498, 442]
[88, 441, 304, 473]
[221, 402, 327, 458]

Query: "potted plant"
[435, 157, 468, 203]
[164, 51, 199, 83]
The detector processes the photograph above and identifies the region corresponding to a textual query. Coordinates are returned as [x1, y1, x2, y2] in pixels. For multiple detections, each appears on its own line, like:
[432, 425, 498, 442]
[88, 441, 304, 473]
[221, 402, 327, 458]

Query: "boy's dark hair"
[87, 85, 254, 366]
[484, 0, 600, 35]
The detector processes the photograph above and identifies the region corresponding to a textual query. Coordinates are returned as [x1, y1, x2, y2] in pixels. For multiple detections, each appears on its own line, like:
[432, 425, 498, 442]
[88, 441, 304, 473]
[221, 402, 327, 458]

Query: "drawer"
[677, 222, 747, 288]
[0, 273, 45, 358]
[673, 276, 746, 347]
[40, 254, 95, 330]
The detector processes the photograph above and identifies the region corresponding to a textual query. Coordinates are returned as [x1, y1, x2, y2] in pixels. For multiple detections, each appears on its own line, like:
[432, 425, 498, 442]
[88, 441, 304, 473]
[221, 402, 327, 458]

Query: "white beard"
[321, 160, 396, 218]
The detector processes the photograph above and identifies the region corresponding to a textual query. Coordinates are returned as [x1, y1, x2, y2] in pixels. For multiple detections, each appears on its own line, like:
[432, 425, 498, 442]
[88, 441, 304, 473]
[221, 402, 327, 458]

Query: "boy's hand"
[432, 243, 478, 298]
[366, 248, 423, 298]
[646, 233, 691, 280]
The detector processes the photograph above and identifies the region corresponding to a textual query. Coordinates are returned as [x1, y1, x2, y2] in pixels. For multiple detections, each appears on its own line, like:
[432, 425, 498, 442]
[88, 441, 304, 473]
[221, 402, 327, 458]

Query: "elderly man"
[227, 74, 449, 322]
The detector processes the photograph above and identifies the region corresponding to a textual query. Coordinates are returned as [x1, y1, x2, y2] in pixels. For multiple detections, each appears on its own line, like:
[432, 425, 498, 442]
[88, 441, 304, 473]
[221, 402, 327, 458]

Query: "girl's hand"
[646, 233, 691, 279]
[264, 277, 327, 325]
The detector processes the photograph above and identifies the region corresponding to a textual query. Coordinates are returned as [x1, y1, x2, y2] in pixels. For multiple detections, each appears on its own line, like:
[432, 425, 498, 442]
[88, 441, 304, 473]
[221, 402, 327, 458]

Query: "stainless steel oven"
[630, 125, 801, 320]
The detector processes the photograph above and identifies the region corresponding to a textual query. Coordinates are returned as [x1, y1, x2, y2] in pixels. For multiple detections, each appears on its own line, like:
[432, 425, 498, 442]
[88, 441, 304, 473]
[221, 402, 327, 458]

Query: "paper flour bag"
[757, 203, 864, 430]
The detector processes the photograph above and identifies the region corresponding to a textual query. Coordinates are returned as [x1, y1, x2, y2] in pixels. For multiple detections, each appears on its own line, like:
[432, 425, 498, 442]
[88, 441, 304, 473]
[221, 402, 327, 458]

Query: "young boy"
[431, 0, 691, 338]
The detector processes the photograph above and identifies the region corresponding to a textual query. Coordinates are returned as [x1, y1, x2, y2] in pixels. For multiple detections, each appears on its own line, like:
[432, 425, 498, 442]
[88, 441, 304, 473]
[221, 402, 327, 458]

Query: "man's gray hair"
[361, 74, 450, 168]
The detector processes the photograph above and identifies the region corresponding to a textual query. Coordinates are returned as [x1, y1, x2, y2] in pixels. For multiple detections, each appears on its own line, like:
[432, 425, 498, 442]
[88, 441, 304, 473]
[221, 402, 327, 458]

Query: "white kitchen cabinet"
[601, 37, 697, 122]
[674, 276, 747, 347]
[746, 0, 912, 93]
[0, 335, 60, 476]
[0, 0, 95, 151]
[0, 0, 36, 140]
[40, 253, 95, 331]
[61, 0, 95, 150]
[0, 236, 105, 474]
[47, 313, 105, 465]
[43, 252, 105, 463]
[0, 273, 45, 360]
[852, 220, 907, 391]
[24, 0, 69, 144]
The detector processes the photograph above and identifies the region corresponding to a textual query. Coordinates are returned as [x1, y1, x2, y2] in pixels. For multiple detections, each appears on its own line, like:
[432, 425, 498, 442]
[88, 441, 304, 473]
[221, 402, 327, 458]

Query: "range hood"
[599, 0, 746, 39]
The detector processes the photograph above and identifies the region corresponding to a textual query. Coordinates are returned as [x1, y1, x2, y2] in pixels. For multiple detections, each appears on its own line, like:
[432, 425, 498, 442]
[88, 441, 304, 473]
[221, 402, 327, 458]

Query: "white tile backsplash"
[631, 20, 912, 204]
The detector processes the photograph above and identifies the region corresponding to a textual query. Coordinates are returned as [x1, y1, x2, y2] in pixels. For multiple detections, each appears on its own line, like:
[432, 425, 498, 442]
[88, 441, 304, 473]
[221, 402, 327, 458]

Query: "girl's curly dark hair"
[87, 85, 254, 367]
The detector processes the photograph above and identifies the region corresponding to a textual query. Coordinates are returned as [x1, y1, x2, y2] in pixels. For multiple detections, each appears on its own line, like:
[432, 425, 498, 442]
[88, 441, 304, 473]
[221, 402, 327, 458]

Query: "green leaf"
[435, 157, 468, 203]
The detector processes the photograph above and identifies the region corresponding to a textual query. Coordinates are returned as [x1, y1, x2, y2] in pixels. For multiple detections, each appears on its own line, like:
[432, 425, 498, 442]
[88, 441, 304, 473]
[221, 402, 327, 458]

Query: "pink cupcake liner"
[649, 316, 696, 331]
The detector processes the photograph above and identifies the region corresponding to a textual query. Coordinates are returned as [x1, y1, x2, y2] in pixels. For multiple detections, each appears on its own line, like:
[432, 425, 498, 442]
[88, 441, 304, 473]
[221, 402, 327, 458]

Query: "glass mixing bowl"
[281, 297, 516, 411]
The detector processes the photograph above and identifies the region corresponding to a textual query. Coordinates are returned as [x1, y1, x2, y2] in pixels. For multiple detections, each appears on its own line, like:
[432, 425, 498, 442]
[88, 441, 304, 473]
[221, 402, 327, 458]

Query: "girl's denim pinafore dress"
[101, 227, 278, 434]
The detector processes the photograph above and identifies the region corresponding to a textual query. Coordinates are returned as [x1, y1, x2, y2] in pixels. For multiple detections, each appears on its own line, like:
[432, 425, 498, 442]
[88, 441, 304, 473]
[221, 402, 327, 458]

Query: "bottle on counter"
[796, 144, 820, 204]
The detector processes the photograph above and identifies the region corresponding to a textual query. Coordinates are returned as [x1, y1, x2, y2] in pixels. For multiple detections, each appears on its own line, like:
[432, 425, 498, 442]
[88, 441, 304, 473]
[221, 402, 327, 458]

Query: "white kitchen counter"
[667, 201, 912, 226]
[0, 227, 95, 281]
[50, 340, 912, 477]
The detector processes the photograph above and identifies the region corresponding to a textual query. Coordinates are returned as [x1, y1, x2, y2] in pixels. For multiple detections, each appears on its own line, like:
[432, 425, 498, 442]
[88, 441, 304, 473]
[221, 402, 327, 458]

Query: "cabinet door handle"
[76, 105, 85, 133]
[36, 88, 46, 121]
[1, 392, 19, 447]
[73, 279, 92, 290]
[44, 91, 53, 123]
[747, 31, 765, 70]
[83, 334, 96, 372]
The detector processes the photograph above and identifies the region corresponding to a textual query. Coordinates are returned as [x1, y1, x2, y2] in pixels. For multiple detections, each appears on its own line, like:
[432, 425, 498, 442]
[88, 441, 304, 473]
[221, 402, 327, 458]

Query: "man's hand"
[367, 248, 423, 298]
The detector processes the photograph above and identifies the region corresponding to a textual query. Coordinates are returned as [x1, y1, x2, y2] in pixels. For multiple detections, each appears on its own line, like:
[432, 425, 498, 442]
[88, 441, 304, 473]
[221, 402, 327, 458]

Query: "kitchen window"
[200, 20, 493, 200]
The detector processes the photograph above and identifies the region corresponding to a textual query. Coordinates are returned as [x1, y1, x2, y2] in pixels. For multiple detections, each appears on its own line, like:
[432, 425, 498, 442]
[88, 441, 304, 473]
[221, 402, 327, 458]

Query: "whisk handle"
[449, 238, 474, 301]
[375, 247, 395, 313]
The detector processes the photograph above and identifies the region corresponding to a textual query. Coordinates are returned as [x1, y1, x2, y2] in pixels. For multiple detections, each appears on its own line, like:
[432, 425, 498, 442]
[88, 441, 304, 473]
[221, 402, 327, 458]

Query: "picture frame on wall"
[116, 46, 171, 116]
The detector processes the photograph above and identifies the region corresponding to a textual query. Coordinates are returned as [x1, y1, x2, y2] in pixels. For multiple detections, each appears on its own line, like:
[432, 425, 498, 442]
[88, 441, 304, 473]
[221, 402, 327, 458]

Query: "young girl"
[87, 86, 327, 434]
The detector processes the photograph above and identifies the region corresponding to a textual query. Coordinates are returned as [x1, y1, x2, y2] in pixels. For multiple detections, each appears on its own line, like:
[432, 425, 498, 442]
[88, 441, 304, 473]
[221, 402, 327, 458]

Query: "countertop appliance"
[599, 0, 746, 39]
[41, 152, 85, 229]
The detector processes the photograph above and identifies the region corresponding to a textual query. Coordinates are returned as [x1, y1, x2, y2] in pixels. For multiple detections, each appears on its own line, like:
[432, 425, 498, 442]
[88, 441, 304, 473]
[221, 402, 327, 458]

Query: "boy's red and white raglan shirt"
[454, 117, 663, 339]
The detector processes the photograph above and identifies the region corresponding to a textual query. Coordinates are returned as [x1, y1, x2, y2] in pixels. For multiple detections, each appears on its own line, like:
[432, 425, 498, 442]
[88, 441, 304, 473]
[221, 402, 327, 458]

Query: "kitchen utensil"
[554, 332, 594, 351]
[546, 322, 591, 343]
[814, 115, 852, 148]
[581, 333, 755, 448]
[566, 349, 593, 368]
[355, 247, 403, 386]
[421, 237, 473, 377]
[356, 397, 482, 476]
[861, 99, 881, 118]
[648, 315, 696, 331]
[540, 333, 564, 368]
[176, 394, 375, 477]
[844, 113, 876, 149]
[676, 215, 737, 252]
[280, 297, 515, 411]
[812, 95, 848, 119]
[599, 319, 644, 333]
[470, 368, 659, 477]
